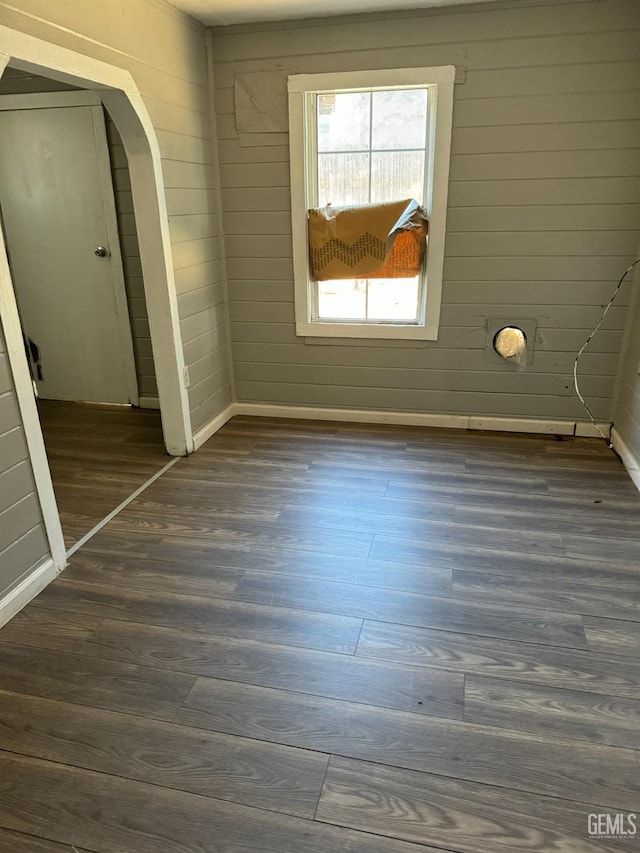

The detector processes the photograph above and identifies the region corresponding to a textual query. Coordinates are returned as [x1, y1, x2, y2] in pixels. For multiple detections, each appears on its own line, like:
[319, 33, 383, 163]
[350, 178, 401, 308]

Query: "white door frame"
[0, 26, 194, 572]
[0, 90, 140, 405]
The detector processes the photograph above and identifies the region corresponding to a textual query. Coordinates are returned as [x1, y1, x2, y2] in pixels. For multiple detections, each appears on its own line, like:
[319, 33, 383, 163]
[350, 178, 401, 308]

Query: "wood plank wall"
[211, 0, 640, 421]
[105, 117, 159, 403]
[0, 324, 49, 593]
[0, 0, 233, 601]
[0, 0, 233, 434]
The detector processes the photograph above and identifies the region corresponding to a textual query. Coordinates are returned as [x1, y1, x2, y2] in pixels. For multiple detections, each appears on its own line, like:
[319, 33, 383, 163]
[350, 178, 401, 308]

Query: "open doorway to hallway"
[0, 66, 169, 550]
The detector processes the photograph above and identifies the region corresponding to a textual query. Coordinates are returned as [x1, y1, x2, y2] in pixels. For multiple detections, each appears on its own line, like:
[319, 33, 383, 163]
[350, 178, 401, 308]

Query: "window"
[288, 67, 455, 340]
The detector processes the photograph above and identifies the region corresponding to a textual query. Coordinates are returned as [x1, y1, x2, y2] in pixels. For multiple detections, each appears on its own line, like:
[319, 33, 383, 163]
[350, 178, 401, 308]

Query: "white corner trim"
[231, 402, 612, 438]
[206, 30, 237, 405]
[0, 557, 61, 630]
[192, 404, 236, 450]
[611, 427, 640, 494]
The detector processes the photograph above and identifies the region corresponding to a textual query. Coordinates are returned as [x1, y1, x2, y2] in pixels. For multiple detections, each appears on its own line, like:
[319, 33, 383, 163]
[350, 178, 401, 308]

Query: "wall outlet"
[183, 366, 191, 388]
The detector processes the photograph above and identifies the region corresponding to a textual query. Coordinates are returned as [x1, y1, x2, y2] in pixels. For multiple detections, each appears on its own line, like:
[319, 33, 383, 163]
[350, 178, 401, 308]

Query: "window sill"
[296, 321, 439, 340]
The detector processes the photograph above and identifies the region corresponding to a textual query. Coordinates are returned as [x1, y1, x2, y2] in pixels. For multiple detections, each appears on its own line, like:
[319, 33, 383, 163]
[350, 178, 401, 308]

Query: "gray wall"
[211, 0, 640, 422]
[0, 0, 233, 435]
[0, 0, 233, 603]
[613, 261, 640, 471]
[105, 116, 159, 402]
[0, 323, 49, 594]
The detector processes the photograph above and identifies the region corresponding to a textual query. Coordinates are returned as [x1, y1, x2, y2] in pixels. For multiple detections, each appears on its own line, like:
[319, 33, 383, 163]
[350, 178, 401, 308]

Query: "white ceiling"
[169, 0, 502, 27]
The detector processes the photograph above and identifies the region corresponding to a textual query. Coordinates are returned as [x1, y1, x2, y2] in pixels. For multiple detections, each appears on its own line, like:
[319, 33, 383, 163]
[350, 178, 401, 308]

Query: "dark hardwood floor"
[37, 400, 169, 547]
[1, 415, 639, 852]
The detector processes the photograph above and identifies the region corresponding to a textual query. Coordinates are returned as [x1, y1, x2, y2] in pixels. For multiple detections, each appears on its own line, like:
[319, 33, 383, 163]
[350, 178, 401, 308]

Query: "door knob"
[94, 246, 109, 257]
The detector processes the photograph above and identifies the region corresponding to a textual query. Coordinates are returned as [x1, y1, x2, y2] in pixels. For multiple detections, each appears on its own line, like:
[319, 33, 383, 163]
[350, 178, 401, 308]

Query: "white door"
[0, 101, 138, 404]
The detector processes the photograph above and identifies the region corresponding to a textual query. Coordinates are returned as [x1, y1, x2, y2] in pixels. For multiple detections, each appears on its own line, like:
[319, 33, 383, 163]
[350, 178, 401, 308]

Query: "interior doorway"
[0, 69, 171, 550]
[0, 91, 139, 405]
[0, 30, 192, 570]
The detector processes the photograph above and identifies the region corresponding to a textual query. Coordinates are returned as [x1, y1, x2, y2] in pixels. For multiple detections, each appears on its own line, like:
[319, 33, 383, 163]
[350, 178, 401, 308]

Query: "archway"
[0, 26, 193, 571]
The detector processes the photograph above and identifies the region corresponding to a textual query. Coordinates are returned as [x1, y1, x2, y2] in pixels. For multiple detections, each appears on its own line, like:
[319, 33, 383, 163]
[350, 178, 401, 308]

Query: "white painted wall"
[211, 0, 640, 422]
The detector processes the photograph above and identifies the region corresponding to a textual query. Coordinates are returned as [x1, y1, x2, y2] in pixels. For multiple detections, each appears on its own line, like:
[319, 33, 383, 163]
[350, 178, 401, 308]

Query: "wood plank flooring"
[37, 400, 169, 547]
[1, 415, 640, 852]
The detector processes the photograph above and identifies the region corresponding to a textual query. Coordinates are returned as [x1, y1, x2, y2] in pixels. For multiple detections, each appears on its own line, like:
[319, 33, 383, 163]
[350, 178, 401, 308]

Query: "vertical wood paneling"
[212, 0, 640, 421]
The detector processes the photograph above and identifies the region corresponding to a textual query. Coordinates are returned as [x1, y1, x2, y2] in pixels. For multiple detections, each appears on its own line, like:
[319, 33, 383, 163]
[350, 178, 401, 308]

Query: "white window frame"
[288, 66, 455, 340]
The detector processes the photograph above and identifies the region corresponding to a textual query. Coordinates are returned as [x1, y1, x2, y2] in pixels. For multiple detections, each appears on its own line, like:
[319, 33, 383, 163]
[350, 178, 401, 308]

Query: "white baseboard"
[574, 421, 613, 438]
[0, 557, 62, 630]
[468, 416, 573, 435]
[611, 427, 640, 494]
[231, 402, 611, 438]
[138, 396, 160, 410]
[233, 402, 470, 429]
[192, 403, 235, 450]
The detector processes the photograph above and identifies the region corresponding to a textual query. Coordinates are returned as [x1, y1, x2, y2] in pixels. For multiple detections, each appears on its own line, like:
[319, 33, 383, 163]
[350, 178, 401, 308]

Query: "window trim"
[288, 66, 455, 340]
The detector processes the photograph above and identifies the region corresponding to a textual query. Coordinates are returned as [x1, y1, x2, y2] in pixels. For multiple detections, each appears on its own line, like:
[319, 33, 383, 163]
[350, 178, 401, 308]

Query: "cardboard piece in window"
[308, 199, 428, 281]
